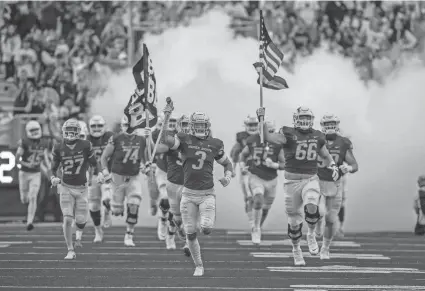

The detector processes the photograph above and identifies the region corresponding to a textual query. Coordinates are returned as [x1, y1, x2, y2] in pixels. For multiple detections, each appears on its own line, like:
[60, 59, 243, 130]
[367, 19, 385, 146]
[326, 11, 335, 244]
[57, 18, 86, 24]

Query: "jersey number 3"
[295, 143, 317, 161]
[192, 151, 206, 170]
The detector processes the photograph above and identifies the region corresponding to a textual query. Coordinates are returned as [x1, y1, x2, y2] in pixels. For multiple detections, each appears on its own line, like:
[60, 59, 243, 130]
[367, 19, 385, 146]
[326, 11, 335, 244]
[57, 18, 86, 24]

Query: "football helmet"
[293, 106, 314, 131]
[62, 119, 81, 143]
[320, 114, 340, 135]
[190, 112, 211, 139]
[178, 114, 190, 134]
[418, 175, 425, 188]
[78, 121, 88, 140]
[167, 113, 178, 131]
[25, 120, 42, 139]
[264, 120, 276, 133]
[244, 115, 259, 135]
[89, 115, 106, 138]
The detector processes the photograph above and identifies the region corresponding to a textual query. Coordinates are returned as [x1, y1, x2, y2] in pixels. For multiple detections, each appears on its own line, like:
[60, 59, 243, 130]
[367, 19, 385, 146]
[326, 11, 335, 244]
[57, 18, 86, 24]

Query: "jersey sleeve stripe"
[170, 135, 181, 151]
[216, 153, 228, 164]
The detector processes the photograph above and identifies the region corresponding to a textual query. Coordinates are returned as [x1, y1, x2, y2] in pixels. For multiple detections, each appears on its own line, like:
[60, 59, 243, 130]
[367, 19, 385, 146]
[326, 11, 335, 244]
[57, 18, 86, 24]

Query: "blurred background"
[0, 1, 424, 231]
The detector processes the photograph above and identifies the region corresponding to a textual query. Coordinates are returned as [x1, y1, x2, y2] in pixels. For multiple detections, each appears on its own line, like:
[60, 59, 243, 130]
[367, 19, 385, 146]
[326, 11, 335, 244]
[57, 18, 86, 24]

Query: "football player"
[157, 107, 234, 277]
[230, 115, 258, 228]
[257, 106, 339, 266]
[315, 114, 358, 259]
[100, 115, 149, 247]
[15, 120, 50, 231]
[87, 115, 114, 243]
[78, 121, 89, 140]
[50, 119, 100, 259]
[239, 120, 284, 244]
[414, 175, 425, 235]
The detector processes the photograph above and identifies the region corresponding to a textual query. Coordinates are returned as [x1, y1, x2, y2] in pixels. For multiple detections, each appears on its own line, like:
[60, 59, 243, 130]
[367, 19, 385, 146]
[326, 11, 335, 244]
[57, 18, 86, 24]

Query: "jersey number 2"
[295, 143, 317, 161]
[63, 158, 84, 175]
[192, 151, 206, 170]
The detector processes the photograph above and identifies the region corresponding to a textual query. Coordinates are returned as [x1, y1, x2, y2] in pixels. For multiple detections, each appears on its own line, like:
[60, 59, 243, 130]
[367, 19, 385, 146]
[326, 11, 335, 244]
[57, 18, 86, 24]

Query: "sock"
[260, 209, 269, 227]
[126, 224, 135, 234]
[323, 221, 335, 248]
[253, 208, 262, 229]
[63, 219, 73, 251]
[307, 223, 315, 236]
[27, 198, 37, 224]
[94, 225, 102, 233]
[188, 238, 203, 267]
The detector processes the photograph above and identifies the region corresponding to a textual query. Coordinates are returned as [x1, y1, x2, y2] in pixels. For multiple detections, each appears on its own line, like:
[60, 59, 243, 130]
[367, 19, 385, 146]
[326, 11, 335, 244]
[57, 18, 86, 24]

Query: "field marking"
[31, 246, 288, 251]
[268, 265, 425, 274]
[291, 285, 425, 290]
[0, 267, 266, 271]
[250, 252, 390, 260]
[0, 252, 245, 257]
[0, 287, 292, 290]
[237, 240, 361, 247]
[33, 240, 235, 245]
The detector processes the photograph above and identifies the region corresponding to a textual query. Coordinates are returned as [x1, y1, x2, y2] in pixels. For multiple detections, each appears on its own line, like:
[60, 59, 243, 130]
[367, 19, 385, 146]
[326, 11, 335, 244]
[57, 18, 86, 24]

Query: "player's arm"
[277, 148, 286, 170]
[238, 145, 250, 168]
[342, 144, 358, 174]
[215, 142, 234, 187]
[100, 137, 115, 174]
[15, 140, 32, 168]
[87, 142, 99, 173]
[263, 125, 287, 145]
[43, 148, 51, 169]
[318, 144, 336, 167]
[157, 134, 179, 153]
[51, 144, 61, 177]
[230, 142, 242, 165]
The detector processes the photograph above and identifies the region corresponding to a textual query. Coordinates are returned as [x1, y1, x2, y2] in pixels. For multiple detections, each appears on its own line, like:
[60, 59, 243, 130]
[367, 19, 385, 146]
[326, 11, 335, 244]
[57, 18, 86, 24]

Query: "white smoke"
[93, 10, 424, 231]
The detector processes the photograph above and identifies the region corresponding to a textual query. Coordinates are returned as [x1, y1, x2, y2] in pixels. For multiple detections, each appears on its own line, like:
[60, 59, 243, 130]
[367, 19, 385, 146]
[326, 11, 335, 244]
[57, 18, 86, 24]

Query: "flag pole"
[258, 10, 265, 145]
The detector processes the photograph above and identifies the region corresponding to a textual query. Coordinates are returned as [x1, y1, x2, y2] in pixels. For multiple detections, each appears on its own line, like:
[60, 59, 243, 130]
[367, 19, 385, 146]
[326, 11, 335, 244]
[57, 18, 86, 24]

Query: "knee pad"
[126, 204, 139, 225]
[253, 194, 264, 210]
[338, 206, 345, 223]
[159, 198, 170, 213]
[287, 223, 303, 240]
[187, 232, 197, 241]
[75, 222, 86, 230]
[89, 200, 102, 212]
[201, 227, 212, 235]
[90, 210, 101, 226]
[304, 204, 320, 225]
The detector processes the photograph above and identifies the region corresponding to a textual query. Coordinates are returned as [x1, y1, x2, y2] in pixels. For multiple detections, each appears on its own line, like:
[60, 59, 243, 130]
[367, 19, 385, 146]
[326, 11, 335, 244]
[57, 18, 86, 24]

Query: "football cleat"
[193, 266, 204, 277]
[93, 228, 103, 243]
[320, 246, 330, 260]
[306, 233, 319, 255]
[64, 250, 76, 260]
[292, 246, 306, 266]
[124, 233, 135, 247]
[165, 235, 176, 250]
[26, 223, 34, 231]
[251, 227, 261, 245]
[157, 219, 167, 241]
[183, 243, 191, 257]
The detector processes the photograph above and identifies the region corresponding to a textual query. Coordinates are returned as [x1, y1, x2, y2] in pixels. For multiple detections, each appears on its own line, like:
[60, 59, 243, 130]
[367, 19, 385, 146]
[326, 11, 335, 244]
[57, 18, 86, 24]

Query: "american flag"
[124, 43, 158, 134]
[253, 11, 288, 90]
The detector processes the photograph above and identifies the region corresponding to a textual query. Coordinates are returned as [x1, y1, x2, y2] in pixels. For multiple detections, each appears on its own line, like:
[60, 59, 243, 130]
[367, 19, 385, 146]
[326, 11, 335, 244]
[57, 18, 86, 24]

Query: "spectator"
[1, 24, 21, 80]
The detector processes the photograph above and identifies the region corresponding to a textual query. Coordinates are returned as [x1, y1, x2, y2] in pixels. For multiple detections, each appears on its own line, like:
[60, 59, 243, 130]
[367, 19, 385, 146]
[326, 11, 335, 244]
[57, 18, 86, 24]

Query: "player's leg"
[124, 174, 143, 247]
[88, 179, 103, 243]
[101, 183, 112, 228]
[320, 182, 343, 260]
[155, 168, 169, 241]
[74, 187, 89, 248]
[284, 179, 306, 266]
[110, 174, 128, 245]
[165, 182, 180, 250]
[260, 178, 278, 228]
[248, 174, 266, 244]
[180, 194, 203, 276]
[302, 176, 322, 256]
[337, 175, 348, 237]
[26, 172, 41, 230]
[147, 172, 160, 216]
[18, 171, 30, 229]
[240, 173, 254, 229]
[58, 185, 76, 259]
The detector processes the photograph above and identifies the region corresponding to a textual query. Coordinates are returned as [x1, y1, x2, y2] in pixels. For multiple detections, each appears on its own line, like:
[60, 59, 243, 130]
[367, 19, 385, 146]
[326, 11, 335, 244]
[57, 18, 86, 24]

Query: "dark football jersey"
[17, 138, 49, 173]
[230, 131, 251, 164]
[166, 149, 184, 185]
[88, 131, 114, 175]
[110, 133, 146, 176]
[175, 132, 225, 191]
[279, 126, 326, 175]
[246, 134, 281, 181]
[318, 135, 353, 182]
[52, 139, 96, 186]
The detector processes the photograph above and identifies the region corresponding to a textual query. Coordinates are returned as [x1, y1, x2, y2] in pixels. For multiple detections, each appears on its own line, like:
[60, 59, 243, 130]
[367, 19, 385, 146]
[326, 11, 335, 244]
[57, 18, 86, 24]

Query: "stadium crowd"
[1, 1, 425, 217]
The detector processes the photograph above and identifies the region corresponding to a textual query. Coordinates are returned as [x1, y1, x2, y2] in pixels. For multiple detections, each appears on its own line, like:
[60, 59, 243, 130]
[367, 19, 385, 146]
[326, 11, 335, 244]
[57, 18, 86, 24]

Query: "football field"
[0, 224, 424, 291]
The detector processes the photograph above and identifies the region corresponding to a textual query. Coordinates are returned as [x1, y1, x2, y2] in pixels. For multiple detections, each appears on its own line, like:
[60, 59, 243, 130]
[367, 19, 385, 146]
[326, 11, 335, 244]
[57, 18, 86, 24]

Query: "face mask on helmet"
[180, 121, 190, 133]
[294, 114, 314, 130]
[265, 121, 276, 133]
[89, 116, 106, 138]
[26, 121, 42, 139]
[167, 118, 178, 131]
[245, 122, 259, 134]
[191, 121, 209, 138]
[63, 126, 81, 143]
[321, 121, 339, 135]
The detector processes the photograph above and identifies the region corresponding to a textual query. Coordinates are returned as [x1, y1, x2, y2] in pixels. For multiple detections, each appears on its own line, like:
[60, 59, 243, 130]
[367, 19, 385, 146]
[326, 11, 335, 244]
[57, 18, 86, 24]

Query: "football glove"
[329, 163, 340, 181]
[50, 176, 61, 187]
